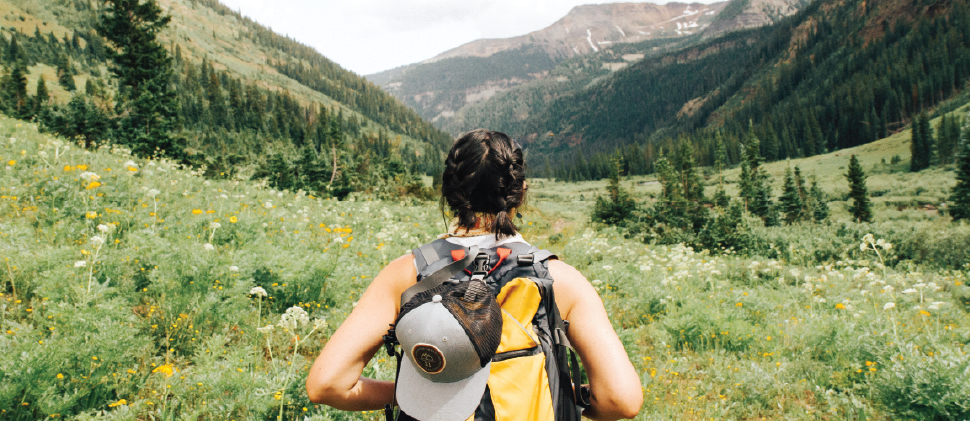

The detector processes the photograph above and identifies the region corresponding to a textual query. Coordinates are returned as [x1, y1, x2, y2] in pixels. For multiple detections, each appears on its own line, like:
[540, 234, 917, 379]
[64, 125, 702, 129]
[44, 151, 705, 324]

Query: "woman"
[306, 129, 642, 421]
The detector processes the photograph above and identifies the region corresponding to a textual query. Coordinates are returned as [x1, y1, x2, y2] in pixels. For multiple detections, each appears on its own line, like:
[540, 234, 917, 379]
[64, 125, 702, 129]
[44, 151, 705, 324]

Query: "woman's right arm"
[305, 254, 415, 410]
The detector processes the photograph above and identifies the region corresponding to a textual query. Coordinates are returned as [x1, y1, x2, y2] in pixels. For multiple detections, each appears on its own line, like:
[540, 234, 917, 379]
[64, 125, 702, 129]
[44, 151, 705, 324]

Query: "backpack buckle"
[470, 252, 490, 281]
[517, 254, 535, 266]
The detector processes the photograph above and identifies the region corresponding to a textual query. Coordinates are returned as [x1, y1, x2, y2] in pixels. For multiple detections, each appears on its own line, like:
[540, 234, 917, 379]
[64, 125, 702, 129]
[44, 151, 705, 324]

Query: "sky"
[217, 0, 722, 76]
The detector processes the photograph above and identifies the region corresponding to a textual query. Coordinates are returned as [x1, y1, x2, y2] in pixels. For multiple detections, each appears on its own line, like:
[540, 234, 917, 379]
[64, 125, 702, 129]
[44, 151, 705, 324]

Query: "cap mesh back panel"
[398, 280, 503, 367]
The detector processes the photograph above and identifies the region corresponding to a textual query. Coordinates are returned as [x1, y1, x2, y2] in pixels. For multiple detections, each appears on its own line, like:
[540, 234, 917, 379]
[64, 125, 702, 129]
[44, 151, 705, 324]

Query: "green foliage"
[98, 0, 181, 160]
[846, 155, 873, 223]
[950, 114, 970, 221]
[911, 112, 936, 172]
[870, 346, 970, 420]
[592, 158, 637, 226]
[779, 166, 803, 224]
[739, 127, 775, 224]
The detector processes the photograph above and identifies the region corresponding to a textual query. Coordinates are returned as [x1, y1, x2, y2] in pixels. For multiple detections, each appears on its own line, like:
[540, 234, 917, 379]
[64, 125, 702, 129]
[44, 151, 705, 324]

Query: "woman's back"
[305, 129, 642, 421]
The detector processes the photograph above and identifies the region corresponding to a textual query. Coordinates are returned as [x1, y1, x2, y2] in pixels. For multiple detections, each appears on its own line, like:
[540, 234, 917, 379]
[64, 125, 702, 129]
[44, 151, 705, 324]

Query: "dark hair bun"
[441, 129, 526, 239]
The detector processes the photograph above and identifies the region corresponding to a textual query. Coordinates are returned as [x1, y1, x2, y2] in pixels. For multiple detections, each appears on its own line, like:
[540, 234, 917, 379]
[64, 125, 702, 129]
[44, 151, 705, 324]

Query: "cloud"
[217, 0, 724, 75]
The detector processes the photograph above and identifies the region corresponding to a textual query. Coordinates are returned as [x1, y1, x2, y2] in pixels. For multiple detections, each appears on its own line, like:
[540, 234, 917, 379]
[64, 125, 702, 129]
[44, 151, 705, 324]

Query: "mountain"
[367, 2, 727, 123]
[0, 0, 451, 197]
[703, 0, 810, 38]
[449, 0, 970, 181]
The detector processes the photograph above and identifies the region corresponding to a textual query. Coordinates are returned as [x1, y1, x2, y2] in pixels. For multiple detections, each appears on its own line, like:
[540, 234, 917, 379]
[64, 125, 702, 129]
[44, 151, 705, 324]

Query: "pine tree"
[949, 114, 970, 221]
[676, 139, 704, 203]
[911, 112, 935, 171]
[808, 177, 829, 222]
[1, 35, 29, 118]
[779, 166, 803, 224]
[32, 75, 48, 114]
[738, 124, 773, 221]
[56, 53, 76, 91]
[592, 157, 637, 225]
[98, 0, 182, 159]
[846, 154, 872, 223]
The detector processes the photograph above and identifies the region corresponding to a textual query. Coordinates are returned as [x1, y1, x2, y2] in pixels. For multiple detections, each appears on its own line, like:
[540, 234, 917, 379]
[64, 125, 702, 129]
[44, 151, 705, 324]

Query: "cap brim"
[397, 356, 491, 421]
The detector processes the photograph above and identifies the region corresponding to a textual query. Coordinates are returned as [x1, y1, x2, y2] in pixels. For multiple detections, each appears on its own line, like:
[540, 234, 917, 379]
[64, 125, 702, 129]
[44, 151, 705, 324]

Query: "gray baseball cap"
[394, 280, 502, 421]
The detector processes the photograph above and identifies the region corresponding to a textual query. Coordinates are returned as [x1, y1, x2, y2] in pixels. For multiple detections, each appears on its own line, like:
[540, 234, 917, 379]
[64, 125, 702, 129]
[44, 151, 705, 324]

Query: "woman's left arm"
[549, 260, 643, 420]
[305, 254, 415, 410]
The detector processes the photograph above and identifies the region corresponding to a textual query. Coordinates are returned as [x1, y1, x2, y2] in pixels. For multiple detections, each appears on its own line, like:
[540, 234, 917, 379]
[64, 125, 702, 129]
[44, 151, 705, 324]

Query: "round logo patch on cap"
[412, 344, 446, 374]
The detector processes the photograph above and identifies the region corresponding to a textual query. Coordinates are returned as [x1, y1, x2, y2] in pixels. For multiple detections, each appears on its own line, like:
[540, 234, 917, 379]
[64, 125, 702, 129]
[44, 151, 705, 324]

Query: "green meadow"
[1, 114, 969, 421]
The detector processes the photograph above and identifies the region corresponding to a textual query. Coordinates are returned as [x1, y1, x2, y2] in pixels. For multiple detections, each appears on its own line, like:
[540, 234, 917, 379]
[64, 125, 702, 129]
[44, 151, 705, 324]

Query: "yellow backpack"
[384, 239, 590, 421]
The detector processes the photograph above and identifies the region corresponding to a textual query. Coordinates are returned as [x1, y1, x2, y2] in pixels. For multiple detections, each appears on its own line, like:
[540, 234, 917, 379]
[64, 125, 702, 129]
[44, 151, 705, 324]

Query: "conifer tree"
[779, 166, 803, 224]
[56, 53, 76, 91]
[846, 154, 872, 223]
[738, 124, 773, 221]
[1, 35, 29, 118]
[808, 177, 829, 222]
[98, 0, 182, 159]
[676, 139, 704, 203]
[592, 157, 636, 225]
[712, 132, 730, 208]
[911, 112, 935, 171]
[949, 114, 970, 221]
[32, 75, 48, 114]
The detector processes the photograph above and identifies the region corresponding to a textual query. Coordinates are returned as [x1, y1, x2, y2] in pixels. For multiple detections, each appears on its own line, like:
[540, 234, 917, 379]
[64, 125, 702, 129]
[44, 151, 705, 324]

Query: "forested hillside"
[0, 0, 451, 198]
[466, 0, 970, 180]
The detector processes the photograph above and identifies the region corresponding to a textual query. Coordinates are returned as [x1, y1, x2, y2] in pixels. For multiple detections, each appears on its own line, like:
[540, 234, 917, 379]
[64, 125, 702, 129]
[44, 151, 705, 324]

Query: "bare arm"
[305, 254, 416, 409]
[549, 260, 643, 420]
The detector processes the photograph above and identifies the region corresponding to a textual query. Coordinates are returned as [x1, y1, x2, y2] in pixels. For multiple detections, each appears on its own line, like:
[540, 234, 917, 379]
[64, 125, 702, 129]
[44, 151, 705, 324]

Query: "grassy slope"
[0, 114, 968, 420]
[528, 105, 968, 227]
[6, 0, 430, 150]
[0, 2, 963, 419]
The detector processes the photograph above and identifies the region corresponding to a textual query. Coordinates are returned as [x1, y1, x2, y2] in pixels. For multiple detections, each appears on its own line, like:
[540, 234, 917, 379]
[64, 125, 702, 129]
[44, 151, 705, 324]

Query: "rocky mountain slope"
[427, 2, 727, 63]
[367, 1, 726, 123]
[703, 0, 812, 38]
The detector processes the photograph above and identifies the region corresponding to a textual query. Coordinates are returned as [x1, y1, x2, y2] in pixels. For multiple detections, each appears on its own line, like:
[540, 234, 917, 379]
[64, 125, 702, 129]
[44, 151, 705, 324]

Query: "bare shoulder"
[362, 254, 417, 304]
[547, 259, 598, 320]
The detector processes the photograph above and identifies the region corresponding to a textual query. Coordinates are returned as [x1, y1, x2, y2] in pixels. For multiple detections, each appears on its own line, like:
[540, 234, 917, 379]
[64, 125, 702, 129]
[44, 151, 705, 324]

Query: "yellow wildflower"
[77, 164, 88, 171]
[229, 216, 238, 223]
[56, 373, 64, 379]
[152, 364, 174, 377]
[85, 181, 102, 190]
[192, 209, 203, 215]
[7, 160, 15, 166]
[108, 399, 127, 408]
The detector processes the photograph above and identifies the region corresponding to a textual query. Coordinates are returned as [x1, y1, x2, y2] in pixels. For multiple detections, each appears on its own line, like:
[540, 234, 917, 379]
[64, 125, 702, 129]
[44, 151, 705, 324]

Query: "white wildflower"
[264, 201, 274, 209]
[249, 286, 268, 298]
[203, 243, 215, 251]
[74, 261, 86, 268]
[902, 288, 918, 294]
[210, 222, 221, 229]
[90, 236, 104, 247]
[147, 189, 160, 198]
[602, 265, 613, 271]
[884, 302, 896, 310]
[257, 325, 275, 334]
[229, 266, 239, 272]
[79, 172, 100, 182]
[279, 306, 310, 331]
[312, 318, 327, 330]
[123, 160, 138, 171]
[884, 285, 895, 293]
[883, 243, 892, 250]
[591, 280, 603, 286]
[97, 224, 110, 233]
